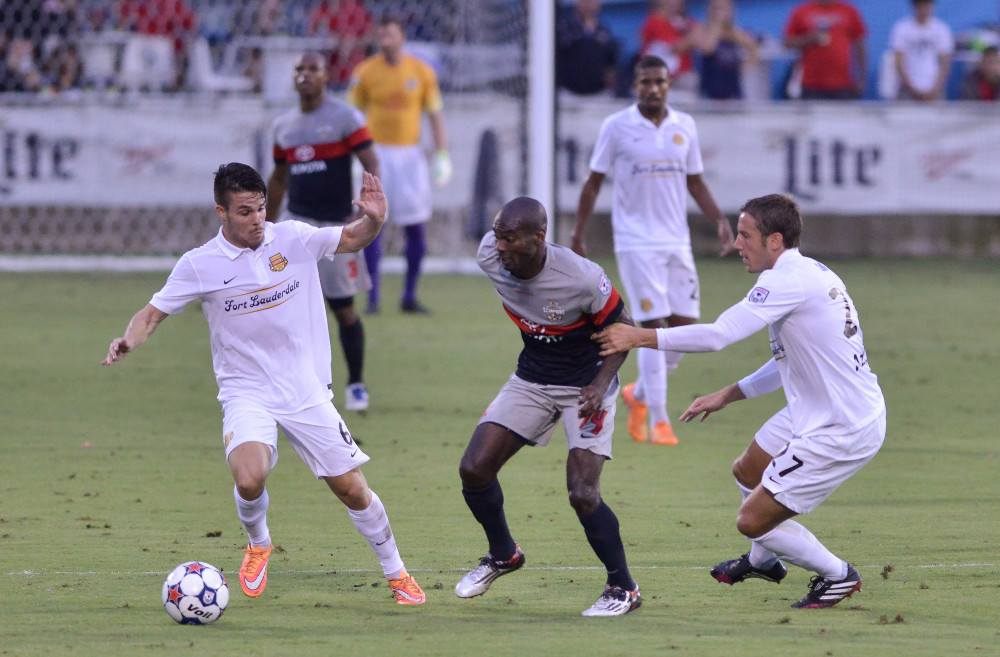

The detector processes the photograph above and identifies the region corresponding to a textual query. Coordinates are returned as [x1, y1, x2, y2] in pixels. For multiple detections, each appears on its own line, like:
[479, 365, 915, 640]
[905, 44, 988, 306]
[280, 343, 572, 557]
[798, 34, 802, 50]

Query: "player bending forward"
[102, 164, 425, 605]
[456, 197, 641, 616]
[595, 194, 885, 609]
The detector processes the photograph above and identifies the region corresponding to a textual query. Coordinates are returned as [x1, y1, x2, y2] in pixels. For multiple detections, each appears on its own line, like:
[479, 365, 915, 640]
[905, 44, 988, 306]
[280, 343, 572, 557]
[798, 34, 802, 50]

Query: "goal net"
[0, 0, 529, 260]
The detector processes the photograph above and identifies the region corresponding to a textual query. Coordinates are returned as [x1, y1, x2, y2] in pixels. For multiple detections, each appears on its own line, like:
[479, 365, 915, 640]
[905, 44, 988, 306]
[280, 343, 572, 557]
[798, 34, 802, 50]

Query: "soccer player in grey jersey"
[455, 196, 642, 617]
[266, 52, 378, 413]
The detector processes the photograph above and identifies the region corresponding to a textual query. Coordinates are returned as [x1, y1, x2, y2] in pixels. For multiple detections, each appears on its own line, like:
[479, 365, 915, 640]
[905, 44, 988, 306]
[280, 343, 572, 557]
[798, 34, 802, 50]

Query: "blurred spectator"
[960, 45, 1000, 101]
[639, 0, 698, 92]
[307, 0, 373, 88]
[44, 40, 82, 91]
[889, 0, 953, 101]
[556, 0, 620, 96]
[691, 0, 758, 100]
[117, 0, 197, 89]
[0, 33, 44, 92]
[783, 0, 867, 100]
[117, 0, 196, 52]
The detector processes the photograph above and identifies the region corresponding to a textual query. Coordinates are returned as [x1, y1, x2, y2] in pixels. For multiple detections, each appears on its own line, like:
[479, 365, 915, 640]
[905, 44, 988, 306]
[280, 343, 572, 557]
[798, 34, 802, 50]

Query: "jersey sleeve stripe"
[590, 288, 622, 327]
[347, 126, 373, 149]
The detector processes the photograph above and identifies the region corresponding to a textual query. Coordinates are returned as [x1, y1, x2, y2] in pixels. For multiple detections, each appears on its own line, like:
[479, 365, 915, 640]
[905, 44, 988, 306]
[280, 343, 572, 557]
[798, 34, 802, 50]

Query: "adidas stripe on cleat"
[455, 544, 525, 598]
[791, 563, 862, 609]
[581, 585, 642, 617]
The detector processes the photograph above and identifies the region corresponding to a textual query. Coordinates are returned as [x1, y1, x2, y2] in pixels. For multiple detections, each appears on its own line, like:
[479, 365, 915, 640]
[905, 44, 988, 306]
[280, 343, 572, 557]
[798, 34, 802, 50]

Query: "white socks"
[636, 347, 668, 425]
[234, 485, 271, 548]
[754, 520, 846, 580]
[348, 490, 405, 578]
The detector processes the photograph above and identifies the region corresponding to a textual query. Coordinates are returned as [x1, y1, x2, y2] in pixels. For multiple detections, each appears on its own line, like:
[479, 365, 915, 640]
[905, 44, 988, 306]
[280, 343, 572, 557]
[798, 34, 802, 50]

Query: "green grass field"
[2, 257, 999, 656]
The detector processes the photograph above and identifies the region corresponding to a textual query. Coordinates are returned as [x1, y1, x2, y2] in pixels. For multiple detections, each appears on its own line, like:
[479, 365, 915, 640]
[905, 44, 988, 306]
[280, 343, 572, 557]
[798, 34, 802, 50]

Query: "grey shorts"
[478, 373, 620, 458]
[284, 212, 371, 300]
[317, 251, 370, 300]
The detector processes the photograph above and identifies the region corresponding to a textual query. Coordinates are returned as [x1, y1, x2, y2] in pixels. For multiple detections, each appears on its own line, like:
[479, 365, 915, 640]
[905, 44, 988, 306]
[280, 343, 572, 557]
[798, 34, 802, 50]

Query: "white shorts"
[376, 143, 431, 226]
[615, 248, 700, 322]
[478, 374, 620, 459]
[222, 399, 370, 478]
[760, 409, 886, 515]
[753, 407, 793, 457]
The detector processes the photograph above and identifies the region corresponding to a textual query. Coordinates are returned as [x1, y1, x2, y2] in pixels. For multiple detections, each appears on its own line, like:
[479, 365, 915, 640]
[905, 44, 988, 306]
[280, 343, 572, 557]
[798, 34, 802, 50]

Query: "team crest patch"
[268, 253, 288, 272]
[748, 287, 770, 303]
[640, 298, 653, 312]
[223, 431, 234, 448]
[543, 300, 565, 322]
[406, 77, 418, 91]
[673, 133, 685, 145]
[598, 275, 611, 296]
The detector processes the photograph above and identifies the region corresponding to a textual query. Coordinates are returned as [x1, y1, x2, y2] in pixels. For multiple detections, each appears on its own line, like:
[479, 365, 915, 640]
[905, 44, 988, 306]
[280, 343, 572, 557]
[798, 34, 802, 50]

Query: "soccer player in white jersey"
[101, 164, 425, 606]
[594, 194, 886, 609]
[573, 54, 734, 447]
[456, 196, 642, 617]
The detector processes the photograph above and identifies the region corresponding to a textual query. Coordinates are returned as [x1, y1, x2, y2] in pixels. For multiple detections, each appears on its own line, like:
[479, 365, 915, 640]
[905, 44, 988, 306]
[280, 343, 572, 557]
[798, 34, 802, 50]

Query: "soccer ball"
[162, 561, 229, 625]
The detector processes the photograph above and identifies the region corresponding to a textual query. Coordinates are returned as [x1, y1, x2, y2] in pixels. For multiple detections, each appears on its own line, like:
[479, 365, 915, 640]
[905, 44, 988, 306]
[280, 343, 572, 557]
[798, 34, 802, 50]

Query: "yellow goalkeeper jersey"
[348, 53, 443, 146]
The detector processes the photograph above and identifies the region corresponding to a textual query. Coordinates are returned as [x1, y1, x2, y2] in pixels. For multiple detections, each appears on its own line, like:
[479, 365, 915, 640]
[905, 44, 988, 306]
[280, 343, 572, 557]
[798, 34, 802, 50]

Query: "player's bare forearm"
[579, 347, 628, 418]
[102, 304, 168, 365]
[572, 172, 604, 257]
[688, 175, 734, 256]
[578, 311, 633, 416]
[338, 171, 386, 252]
[265, 164, 289, 223]
[678, 382, 746, 423]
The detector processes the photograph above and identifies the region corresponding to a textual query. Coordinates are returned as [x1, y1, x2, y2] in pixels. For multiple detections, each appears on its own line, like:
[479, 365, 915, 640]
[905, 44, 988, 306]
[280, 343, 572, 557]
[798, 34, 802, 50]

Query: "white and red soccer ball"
[161, 561, 229, 625]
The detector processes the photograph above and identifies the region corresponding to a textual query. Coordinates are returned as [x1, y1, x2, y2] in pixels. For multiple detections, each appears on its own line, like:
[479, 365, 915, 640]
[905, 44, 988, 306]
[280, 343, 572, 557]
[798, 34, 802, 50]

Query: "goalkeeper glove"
[431, 149, 453, 188]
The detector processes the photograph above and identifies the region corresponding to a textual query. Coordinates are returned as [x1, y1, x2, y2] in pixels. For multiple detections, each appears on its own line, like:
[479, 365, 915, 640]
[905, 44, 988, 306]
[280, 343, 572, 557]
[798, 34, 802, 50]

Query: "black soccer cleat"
[710, 553, 788, 585]
[790, 563, 862, 609]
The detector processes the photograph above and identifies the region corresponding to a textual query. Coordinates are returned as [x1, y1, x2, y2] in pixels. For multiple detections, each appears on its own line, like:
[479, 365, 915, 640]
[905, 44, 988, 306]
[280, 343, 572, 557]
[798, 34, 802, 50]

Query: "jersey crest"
[269, 253, 288, 272]
[748, 287, 770, 304]
[543, 300, 565, 322]
[598, 275, 611, 296]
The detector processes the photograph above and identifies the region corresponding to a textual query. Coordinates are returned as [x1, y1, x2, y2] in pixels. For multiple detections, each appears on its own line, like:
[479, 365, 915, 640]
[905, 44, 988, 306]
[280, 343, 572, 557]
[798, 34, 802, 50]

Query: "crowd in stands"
[0, 0, 997, 101]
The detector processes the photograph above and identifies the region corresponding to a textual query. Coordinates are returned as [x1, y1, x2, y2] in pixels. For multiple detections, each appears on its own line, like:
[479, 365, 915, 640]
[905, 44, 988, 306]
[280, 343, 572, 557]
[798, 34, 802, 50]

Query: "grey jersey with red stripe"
[271, 98, 372, 223]
[478, 232, 624, 387]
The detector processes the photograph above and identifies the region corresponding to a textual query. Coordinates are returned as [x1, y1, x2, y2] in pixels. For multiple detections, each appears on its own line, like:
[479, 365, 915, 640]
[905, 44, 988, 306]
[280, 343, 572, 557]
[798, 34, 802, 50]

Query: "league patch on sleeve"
[748, 287, 770, 304]
[598, 275, 611, 296]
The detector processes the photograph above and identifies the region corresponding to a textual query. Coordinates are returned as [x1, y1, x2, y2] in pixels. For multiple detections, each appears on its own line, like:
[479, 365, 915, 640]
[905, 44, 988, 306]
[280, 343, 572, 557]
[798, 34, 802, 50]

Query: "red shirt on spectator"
[118, 0, 196, 53]
[784, 1, 866, 91]
[308, 0, 373, 85]
[640, 12, 696, 76]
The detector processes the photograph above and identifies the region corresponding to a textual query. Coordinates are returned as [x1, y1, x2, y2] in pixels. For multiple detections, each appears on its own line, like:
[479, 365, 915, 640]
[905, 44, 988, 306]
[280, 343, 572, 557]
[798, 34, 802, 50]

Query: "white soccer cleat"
[581, 584, 642, 617]
[455, 545, 525, 598]
[344, 383, 369, 412]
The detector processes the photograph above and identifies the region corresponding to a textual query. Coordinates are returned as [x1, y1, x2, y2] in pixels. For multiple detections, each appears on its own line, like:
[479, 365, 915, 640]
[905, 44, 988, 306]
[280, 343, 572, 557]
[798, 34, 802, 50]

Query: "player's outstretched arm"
[678, 382, 746, 423]
[338, 171, 387, 253]
[593, 323, 658, 356]
[101, 304, 169, 365]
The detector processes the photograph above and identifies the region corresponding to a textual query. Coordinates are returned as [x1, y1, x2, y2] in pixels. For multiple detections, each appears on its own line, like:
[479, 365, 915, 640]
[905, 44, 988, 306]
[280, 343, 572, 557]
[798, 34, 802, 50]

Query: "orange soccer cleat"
[621, 383, 648, 442]
[239, 544, 272, 598]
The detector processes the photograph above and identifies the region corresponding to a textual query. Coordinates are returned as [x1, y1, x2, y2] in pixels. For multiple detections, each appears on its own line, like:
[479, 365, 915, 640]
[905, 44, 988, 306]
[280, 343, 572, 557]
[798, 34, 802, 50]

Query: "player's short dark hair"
[495, 196, 547, 234]
[739, 194, 802, 248]
[213, 163, 266, 209]
[635, 55, 669, 77]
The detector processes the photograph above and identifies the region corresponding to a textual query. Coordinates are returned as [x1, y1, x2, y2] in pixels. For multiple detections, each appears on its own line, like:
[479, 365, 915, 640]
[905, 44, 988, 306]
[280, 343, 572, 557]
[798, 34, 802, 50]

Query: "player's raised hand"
[352, 171, 387, 223]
